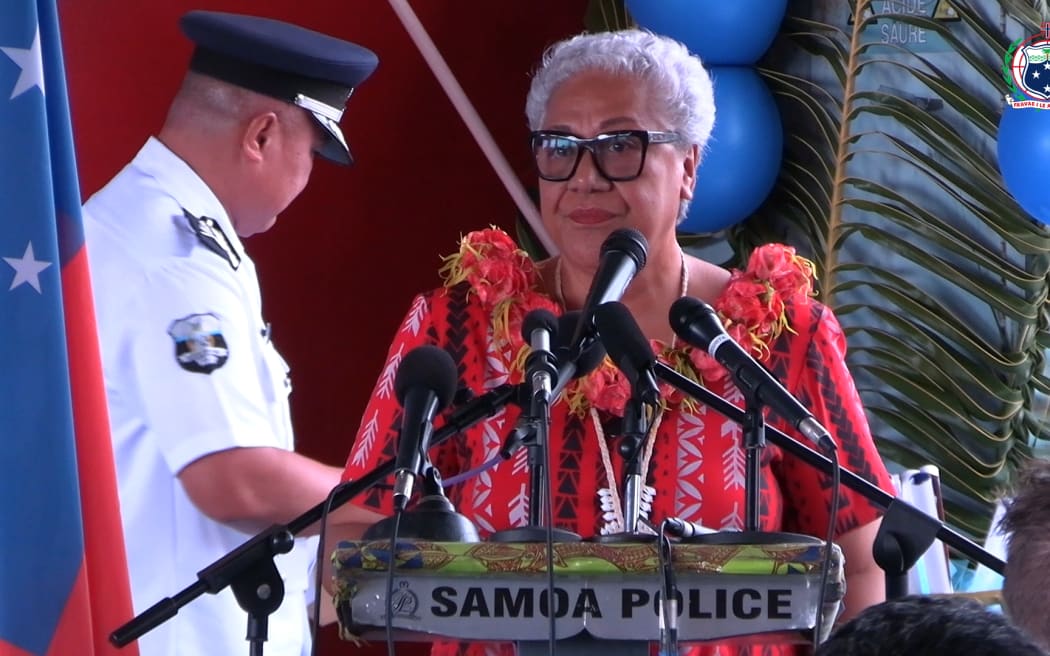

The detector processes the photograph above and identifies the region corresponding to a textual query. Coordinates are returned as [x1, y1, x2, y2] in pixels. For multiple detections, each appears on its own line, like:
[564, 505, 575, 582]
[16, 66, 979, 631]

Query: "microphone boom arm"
[652, 362, 1005, 574]
[110, 382, 522, 648]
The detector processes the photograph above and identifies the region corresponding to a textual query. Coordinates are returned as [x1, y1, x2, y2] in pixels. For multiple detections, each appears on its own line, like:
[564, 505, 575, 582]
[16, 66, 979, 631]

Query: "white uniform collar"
[132, 137, 245, 257]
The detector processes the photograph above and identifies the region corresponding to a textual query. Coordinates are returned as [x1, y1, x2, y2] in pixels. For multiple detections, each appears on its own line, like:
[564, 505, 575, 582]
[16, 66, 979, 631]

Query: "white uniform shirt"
[84, 138, 316, 656]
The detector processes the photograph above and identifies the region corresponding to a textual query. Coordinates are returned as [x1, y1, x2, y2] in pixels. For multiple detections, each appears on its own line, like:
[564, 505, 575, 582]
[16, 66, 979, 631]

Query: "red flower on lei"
[439, 228, 558, 383]
[439, 228, 816, 415]
[689, 244, 815, 385]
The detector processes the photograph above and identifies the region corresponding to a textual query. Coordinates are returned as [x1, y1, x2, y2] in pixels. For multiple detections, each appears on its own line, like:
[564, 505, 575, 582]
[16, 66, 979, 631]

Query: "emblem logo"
[388, 581, 420, 620]
[1004, 23, 1050, 109]
[168, 313, 229, 374]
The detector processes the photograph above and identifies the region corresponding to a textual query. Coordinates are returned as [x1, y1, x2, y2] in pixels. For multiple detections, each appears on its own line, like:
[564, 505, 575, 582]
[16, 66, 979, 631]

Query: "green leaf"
[740, 0, 1050, 541]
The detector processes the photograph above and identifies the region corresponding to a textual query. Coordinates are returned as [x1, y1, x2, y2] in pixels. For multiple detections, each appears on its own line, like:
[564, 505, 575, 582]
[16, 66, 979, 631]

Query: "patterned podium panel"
[332, 540, 843, 646]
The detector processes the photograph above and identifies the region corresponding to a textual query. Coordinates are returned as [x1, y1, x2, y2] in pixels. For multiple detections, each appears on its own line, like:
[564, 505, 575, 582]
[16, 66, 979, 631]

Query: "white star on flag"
[3, 242, 51, 293]
[1, 27, 45, 99]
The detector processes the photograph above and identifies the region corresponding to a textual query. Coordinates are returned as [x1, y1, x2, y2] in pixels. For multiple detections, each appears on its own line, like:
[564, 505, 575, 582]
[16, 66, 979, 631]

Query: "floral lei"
[438, 227, 816, 417]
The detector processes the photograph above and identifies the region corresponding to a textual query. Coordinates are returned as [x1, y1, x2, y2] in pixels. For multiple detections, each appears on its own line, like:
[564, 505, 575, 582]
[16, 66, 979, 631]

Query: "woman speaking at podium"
[338, 28, 895, 656]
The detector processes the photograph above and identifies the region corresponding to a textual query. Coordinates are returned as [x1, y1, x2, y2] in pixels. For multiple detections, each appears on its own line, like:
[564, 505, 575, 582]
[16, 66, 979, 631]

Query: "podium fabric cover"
[332, 540, 842, 646]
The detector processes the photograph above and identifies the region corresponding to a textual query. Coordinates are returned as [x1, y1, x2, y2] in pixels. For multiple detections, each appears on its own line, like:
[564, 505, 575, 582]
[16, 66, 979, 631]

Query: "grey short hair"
[524, 29, 715, 222]
[526, 29, 714, 155]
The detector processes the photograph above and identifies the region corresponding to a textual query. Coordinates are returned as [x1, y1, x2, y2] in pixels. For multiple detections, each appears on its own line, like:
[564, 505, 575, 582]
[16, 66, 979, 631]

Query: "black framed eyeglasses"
[529, 129, 680, 182]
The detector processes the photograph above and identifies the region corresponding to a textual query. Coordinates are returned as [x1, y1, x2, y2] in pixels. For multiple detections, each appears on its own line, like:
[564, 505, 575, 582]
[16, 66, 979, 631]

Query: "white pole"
[385, 0, 558, 256]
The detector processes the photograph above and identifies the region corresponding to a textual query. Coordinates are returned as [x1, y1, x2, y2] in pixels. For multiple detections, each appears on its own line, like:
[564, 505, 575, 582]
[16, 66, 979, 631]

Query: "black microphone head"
[393, 345, 459, 410]
[521, 308, 559, 343]
[669, 296, 725, 352]
[601, 228, 648, 271]
[555, 311, 581, 352]
[593, 301, 656, 371]
[556, 311, 607, 378]
[573, 339, 608, 377]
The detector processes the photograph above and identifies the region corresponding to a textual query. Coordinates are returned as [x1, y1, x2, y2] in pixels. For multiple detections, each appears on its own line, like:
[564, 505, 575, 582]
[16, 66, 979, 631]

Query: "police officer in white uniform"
[83, 11, 384, 656]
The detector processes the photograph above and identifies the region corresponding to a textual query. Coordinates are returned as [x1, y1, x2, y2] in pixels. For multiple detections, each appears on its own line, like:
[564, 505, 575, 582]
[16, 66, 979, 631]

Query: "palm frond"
[732, 0, 1050, 538]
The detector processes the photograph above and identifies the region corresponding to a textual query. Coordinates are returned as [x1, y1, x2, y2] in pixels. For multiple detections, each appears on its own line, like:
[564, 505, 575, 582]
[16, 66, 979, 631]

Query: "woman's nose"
[568, 148, 612, 192]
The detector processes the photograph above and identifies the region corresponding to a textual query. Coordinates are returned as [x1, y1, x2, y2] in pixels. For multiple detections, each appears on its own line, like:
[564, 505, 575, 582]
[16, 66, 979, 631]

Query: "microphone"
[522, 308, 559, 401]
[551, 310, 607, 394]
[662, 516, 716, 538]
[392, 345, 459, 511]
[572, 337, 607, 378]
[591, 302, 658, 535]
[669, 296, 837, 452]
[502, 311, 609, 460]
[567, 228, 648, 356]
[592, 301, 660, 405]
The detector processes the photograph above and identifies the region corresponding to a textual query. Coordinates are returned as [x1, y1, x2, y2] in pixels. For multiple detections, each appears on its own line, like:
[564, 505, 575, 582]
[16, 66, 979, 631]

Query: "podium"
[332, 539, 842, 652]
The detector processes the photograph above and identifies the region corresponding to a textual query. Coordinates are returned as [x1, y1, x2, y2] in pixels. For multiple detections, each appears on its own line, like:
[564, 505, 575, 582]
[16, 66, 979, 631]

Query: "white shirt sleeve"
[121, 258, 287, 474]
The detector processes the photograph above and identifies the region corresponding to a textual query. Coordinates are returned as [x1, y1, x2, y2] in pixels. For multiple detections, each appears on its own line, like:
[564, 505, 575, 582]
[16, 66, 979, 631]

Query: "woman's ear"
[241, 111, 279, 163]
[680, 143, 700, 202]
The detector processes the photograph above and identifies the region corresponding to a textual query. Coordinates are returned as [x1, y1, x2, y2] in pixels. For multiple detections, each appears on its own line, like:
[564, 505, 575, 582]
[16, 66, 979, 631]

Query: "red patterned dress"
[342, 230, 895, 656]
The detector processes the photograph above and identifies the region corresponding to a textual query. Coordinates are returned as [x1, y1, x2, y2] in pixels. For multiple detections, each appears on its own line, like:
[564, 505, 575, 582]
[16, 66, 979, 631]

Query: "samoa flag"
[0, 1, 137, 654]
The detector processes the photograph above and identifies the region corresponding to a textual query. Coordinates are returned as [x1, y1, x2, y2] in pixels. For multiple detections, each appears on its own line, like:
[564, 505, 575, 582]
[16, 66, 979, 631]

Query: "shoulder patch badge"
[168, 313, 230, 374]
[183, 209, 241, 270]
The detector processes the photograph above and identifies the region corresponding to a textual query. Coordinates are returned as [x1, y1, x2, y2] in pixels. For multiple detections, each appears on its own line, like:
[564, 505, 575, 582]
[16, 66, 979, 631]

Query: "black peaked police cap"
[180, 10, 379, 165]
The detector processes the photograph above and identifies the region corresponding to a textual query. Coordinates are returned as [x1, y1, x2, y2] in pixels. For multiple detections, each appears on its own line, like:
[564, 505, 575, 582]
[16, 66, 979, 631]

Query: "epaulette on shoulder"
[182, 209, 241, 270]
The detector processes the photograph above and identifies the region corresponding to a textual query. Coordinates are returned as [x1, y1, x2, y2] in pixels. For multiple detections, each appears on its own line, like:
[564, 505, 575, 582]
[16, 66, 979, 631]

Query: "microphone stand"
[742, 402, 764, 534]
[110, 383, 523, 654]
[363, 463, 480, 542]
[651, 362, 1006, 577]
[491, 363, 581, 543]
[598, 389, 658, 543]
[675, 372, 818, 546]
[621, 392, 651, 535]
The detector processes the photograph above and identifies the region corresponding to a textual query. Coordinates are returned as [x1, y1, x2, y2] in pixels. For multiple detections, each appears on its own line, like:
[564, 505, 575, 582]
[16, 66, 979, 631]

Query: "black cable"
[309, 480, 348, 656]
[656, 521, 679, 656]
[385, 510, 404, 656]
[543, 418, 556, 656]
[812, 447, 841, 649]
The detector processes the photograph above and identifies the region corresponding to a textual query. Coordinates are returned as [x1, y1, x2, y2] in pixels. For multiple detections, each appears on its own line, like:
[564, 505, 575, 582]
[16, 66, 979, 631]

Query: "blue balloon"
[998, 105, 1050, 225]
[679, 67, 783, 234]
[625, 0, 788, 66]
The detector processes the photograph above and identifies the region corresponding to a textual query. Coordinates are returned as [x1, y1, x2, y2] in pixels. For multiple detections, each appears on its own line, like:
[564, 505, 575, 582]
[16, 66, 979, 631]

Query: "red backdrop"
[60, 1, 589, 653]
